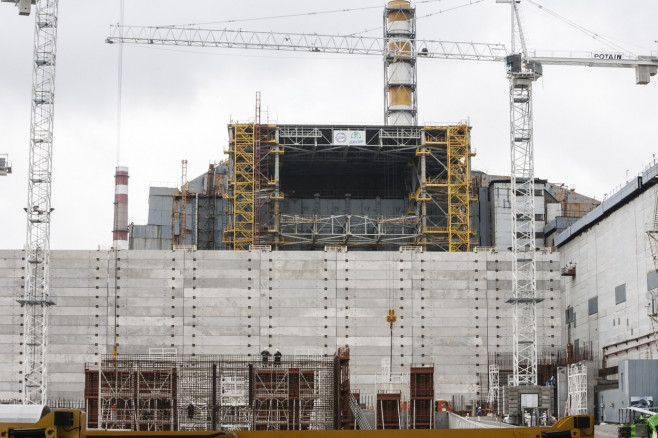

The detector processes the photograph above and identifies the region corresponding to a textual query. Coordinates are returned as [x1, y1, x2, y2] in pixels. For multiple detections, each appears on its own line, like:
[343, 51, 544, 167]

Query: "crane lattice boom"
[107, 26, 658, 80]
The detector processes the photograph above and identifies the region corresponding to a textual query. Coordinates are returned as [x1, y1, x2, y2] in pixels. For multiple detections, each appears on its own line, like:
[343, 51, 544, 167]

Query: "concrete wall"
[558, 184, 658, 367]
[0, 248, 561, 402]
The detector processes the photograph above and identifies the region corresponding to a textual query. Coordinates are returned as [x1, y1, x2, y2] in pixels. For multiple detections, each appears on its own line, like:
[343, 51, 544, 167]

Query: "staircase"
[348, 392, 372, 430]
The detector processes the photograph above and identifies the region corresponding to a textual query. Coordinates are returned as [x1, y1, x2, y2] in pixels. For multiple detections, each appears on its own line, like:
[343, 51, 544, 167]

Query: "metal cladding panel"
[642, 161, 658, 182]
[627, 360, 658, 402]
[149, 187, 178, 197]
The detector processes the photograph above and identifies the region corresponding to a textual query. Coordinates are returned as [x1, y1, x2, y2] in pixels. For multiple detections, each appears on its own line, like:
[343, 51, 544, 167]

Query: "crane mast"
[3, 0, 59, 404]
[502, 0, 541, 387]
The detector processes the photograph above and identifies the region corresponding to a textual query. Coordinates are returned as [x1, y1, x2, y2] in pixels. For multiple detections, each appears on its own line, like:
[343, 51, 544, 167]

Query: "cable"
[346, 0, 485, 37]
[156, 0, 448, 31]
[417, 0, 485, 21]
[525, 0, 631, 55]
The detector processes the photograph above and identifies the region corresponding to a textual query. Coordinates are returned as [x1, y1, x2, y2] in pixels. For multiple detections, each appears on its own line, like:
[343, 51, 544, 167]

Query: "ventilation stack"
[384, 0, 417, 126]
[112, 166, 129, 249]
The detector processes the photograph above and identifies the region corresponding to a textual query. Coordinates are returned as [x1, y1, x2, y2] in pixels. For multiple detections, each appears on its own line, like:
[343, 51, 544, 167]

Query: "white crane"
[106, 2, 658, 388]
[2, 0, 58, 404]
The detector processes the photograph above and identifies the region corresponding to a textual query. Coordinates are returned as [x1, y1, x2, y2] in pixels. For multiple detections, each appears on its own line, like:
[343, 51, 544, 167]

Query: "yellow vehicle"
[0, 406, 595, 438]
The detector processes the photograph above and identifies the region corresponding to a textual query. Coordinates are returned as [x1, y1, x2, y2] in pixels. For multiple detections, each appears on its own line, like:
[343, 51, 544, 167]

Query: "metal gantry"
[5, 0, 60, 405]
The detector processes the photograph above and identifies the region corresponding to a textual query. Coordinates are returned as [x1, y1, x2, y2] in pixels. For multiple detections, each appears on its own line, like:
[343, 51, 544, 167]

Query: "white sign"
[593, 52, 623, 60]
[521, 393, 539, 408]
[333, 130, 366, 145]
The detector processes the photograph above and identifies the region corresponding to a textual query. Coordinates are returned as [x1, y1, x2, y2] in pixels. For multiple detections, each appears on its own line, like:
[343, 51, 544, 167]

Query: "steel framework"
[422, 126, 474, 251]
[106, 25, 658, 74]
[503, 0, 542, 387]
[566, 362, 587, 415]
[223, 124, 474, 251]
[15, 0, 59, 405]
[225, 124, 256, 250]
[92, 354, 336, 431]
[486, 364, 500, 413]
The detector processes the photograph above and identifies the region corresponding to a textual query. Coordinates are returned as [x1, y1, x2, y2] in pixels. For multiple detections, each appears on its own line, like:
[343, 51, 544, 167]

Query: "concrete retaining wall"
[0, 248, 561, 401]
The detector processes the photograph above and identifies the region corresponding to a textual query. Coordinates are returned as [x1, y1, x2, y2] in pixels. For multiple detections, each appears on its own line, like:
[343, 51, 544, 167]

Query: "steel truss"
[505, 1, 542, 387]
[20, 0, 59, 405]
[279, 214, 420, 248]
[224, 124, 475, 251]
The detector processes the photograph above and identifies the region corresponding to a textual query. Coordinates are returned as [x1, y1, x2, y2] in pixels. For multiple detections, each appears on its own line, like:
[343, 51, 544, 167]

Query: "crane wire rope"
[347, 0, 486, 37]
[525, 0, 632, 55]
[156, 0, 448, 29]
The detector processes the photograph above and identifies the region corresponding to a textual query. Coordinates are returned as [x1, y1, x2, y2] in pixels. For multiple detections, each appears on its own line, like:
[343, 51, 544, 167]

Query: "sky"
[0, 0, 656, 250]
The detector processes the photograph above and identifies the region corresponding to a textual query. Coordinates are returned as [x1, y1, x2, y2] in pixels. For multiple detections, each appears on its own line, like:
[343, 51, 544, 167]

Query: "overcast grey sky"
[1, 0, 656, 249]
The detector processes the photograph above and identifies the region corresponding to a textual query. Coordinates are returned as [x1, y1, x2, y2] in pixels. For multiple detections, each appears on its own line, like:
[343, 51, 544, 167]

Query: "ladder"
[348, 392, 372, 430]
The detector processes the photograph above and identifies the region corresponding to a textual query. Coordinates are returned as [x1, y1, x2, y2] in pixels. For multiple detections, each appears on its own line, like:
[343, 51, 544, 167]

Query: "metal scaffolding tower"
[420, 125, 474, 250]
[566, 362, 587, 415]
[6, 0, 60, 405]
[226, 124, 256, 250]
[487, 364, 500, 412]
[502, 0, 542, 387]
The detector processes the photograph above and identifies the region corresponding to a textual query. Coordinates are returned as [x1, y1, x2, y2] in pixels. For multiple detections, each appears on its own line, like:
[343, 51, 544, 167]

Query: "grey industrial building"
[0, 126, 656, 425]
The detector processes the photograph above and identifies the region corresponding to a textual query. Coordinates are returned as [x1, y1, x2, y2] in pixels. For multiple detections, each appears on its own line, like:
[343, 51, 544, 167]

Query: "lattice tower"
[505, 0, 542, 386]
[19, 0, 59, 405]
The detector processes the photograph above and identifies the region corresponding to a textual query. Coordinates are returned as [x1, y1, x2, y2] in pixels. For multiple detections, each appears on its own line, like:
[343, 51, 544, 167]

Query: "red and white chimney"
[113, 166, 129, 249]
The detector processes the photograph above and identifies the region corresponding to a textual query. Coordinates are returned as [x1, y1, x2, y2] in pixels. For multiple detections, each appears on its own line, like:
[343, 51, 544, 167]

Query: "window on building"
[615, 284, 626, 305]
[588, 296, 598, 315]
[648, 271, 658, 291]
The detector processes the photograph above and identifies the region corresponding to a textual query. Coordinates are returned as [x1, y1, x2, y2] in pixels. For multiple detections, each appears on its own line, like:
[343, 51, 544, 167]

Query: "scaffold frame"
[91, 354, 337, 432]
[567, 362, 587, 415]
[224, 124, 475, 251]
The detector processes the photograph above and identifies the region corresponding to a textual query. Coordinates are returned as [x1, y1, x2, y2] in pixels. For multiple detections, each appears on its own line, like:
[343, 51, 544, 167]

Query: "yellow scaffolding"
[224, 124, 279, 250]
[419, 125, 475, 252]
[447, 125, 475, 252]
[225, 124, 255, 250]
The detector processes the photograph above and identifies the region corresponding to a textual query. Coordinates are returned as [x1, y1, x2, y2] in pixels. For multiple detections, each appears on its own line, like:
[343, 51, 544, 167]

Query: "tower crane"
[106, 1, 658, 388]
[2, 0, 59, 404]
[499, 0, 542, 387]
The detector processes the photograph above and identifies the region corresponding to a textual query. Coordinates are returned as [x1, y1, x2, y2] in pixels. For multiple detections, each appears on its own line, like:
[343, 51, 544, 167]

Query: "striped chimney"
[113, 166, 129, 249]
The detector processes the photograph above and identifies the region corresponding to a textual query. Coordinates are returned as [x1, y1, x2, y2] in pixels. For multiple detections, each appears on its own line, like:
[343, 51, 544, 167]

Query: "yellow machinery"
[0, 408, 596, 438]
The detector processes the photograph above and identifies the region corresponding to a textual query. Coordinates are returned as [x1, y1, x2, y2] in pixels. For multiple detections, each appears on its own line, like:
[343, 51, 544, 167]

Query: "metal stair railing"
[348, 392, 372, 430]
